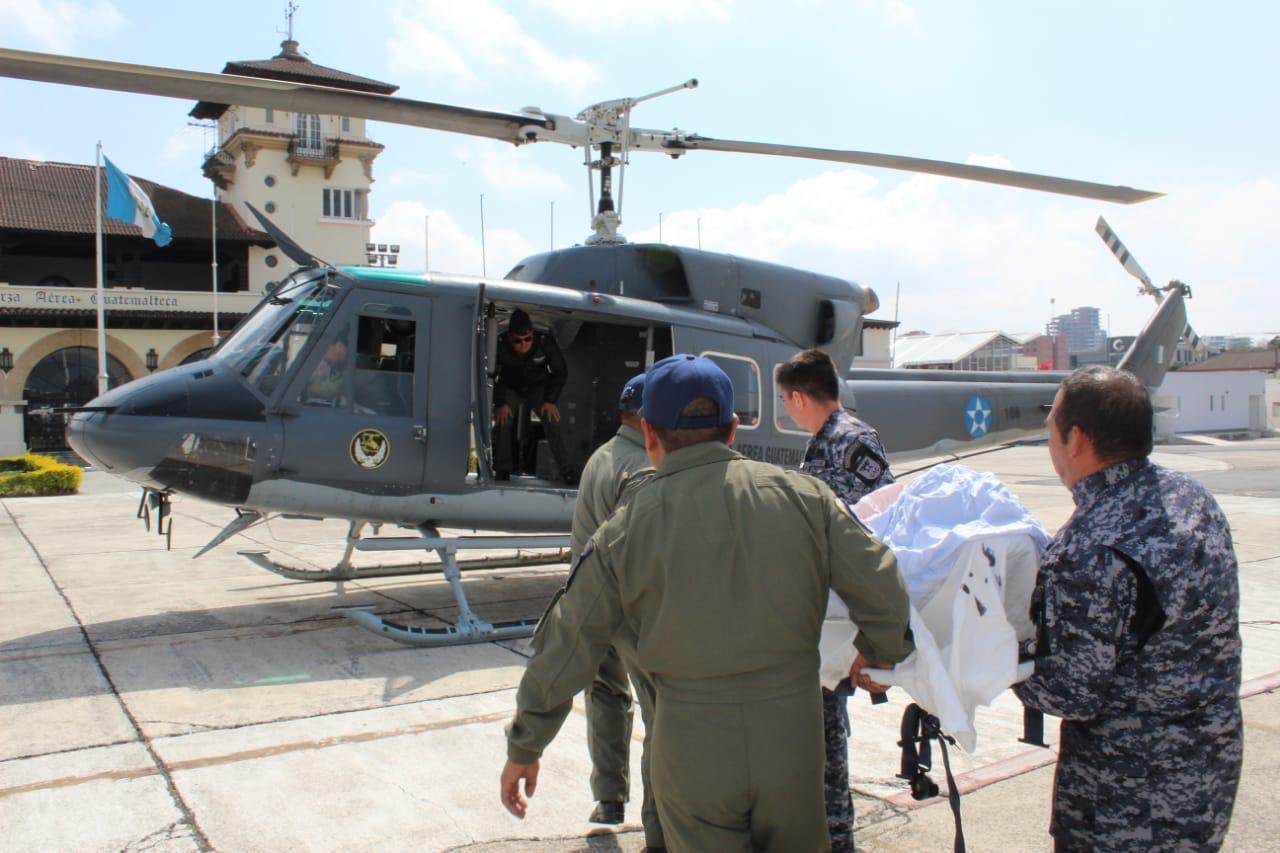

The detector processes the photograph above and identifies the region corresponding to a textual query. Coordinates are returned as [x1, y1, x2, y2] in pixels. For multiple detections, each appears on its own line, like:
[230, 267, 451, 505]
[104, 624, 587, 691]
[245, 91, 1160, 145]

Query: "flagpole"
[94, 142, 108, 397]
[210, 185, 219, 346]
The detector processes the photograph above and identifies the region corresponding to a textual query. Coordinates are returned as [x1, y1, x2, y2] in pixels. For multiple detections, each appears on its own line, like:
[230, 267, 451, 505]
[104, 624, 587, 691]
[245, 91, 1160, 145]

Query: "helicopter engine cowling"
[506, 242, 878, 367]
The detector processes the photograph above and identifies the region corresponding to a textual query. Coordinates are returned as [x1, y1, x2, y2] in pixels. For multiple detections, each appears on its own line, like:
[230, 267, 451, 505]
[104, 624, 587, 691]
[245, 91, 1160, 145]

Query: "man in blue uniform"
[493, 308, 574, 482]
[1015, 365, 1242, 851]
[777, 348, 896, 852]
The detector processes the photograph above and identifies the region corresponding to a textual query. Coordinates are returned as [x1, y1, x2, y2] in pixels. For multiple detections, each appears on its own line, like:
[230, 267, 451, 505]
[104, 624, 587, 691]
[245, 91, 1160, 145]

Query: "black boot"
[588, 800, 624, 825]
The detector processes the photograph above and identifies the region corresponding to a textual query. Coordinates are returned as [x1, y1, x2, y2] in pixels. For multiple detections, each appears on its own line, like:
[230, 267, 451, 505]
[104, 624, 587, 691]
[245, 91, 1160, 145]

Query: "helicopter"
[0, 46, 1187, 648]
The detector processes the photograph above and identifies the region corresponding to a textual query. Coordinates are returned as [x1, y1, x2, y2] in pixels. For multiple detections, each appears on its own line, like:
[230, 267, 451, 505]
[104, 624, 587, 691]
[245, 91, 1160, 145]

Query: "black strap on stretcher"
[896, 701, 1048, 853]
[897, 703, 966, 853]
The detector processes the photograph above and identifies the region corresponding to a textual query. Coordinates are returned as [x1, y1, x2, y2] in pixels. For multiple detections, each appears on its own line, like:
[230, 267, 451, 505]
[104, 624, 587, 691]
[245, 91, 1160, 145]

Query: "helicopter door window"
[701, 352, 761, 430]
[351, 315, 416, 417]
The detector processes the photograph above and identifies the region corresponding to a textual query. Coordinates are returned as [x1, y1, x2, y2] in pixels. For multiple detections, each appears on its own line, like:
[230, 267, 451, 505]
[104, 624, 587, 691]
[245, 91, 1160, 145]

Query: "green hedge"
[0, 453, 82, 496]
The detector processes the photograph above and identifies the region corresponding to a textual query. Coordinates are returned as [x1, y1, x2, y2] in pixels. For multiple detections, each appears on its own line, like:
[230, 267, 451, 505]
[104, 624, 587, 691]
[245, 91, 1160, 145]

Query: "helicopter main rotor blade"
[0, 47, 1160, 205]
[0, 47, 545, 143]
[668, 136, 1162, 205]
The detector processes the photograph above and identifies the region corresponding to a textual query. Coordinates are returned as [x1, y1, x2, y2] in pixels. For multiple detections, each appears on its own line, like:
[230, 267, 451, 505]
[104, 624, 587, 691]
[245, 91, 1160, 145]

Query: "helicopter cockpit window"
[217, 278, 341, 397]
[351, 315, 416, 417]
[702, 352, 761, 430]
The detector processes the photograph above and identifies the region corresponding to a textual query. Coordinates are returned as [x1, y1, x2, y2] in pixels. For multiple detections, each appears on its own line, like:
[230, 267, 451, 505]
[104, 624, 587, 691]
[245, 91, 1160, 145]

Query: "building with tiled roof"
[0, 36, 397, 456]
[0, 156, 269, 244]
[191, 38, 393, 290]
[190, 39, 397, 119]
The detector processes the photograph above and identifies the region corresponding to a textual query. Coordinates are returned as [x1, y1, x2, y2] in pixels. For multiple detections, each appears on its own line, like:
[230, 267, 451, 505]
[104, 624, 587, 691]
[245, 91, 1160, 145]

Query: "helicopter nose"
[68, 362, 267, 505]
[66, 369, 190, 482]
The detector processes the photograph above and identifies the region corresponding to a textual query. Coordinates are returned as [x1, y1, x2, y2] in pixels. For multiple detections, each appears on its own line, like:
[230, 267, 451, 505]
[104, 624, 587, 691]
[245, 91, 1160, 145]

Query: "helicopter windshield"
[215, 276, 342, 397]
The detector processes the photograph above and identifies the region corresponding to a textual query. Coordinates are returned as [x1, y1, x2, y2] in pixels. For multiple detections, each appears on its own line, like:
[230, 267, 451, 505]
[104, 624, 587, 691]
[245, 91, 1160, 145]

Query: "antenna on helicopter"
[575, 78, 699, 245]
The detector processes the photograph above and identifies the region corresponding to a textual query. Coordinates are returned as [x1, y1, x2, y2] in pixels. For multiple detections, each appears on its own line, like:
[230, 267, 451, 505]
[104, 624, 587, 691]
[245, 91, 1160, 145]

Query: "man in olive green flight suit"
[561, 372, 663, 848]
[502, 354, 914, 853]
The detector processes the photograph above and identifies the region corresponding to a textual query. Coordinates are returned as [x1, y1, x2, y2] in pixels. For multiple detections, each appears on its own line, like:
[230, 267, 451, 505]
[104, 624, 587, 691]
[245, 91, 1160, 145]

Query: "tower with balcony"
[191, 39, 397, 290]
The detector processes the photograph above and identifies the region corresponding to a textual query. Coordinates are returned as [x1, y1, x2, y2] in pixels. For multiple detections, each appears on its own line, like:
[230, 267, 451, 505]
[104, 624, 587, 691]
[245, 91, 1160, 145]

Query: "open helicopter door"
[277, 289, 429, 492]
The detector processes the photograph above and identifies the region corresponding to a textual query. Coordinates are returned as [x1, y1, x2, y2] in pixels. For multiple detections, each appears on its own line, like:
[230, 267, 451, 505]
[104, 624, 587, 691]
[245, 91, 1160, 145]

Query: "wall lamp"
[0, 347, 12, 373]
[146, 348, 159, 372]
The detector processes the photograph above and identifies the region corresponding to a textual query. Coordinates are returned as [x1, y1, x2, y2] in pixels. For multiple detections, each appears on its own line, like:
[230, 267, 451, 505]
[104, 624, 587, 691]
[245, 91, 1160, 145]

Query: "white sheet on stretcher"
[820, 465, 1048, 752]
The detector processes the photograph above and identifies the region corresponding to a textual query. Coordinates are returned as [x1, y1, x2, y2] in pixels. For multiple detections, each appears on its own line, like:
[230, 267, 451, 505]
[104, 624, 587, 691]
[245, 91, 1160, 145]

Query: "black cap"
[508, 309, 533, 334]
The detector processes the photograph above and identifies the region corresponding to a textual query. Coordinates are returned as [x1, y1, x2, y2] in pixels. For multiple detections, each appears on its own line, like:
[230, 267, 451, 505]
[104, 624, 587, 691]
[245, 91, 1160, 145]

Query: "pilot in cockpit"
[302, 338, 349, 406]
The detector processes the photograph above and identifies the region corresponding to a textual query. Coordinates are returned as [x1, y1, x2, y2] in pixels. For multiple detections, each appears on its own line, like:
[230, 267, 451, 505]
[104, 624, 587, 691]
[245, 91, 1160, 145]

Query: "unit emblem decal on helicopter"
[350, 429, 391, 470]
[965, 396, 993, 438]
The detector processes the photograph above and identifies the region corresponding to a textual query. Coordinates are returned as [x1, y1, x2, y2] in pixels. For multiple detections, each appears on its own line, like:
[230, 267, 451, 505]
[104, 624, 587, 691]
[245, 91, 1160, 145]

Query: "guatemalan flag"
[103, 156, 172, 247]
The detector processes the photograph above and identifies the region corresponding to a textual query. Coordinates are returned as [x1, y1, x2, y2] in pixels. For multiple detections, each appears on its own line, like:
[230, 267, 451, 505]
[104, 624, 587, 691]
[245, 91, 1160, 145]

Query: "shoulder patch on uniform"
[846, 443, 884, 485]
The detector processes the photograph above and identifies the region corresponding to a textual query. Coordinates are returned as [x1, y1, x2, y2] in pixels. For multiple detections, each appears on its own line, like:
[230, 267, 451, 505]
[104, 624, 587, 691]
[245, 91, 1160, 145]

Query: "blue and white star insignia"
[965, 396, 992, 438]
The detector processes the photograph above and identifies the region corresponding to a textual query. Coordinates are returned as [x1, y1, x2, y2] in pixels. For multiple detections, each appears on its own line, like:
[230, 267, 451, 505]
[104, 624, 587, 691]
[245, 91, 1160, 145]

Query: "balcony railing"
[288, 136, 340, 162]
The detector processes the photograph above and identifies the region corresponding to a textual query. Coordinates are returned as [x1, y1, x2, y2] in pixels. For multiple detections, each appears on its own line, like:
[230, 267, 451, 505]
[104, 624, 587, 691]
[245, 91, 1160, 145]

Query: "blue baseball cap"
[619, 372, 646, 411]
[641, 354, 735, 429]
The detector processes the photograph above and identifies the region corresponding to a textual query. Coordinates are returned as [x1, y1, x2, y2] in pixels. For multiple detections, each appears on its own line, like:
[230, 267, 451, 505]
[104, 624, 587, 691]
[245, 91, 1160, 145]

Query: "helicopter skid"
[236, 547, 569, 582]
[322, 526, 570, 647]
[335, 605, 539, 647]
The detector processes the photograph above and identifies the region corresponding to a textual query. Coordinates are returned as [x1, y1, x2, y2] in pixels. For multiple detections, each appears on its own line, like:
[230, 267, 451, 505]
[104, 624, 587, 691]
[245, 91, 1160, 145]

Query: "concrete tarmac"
[2, 438, 1277, 851]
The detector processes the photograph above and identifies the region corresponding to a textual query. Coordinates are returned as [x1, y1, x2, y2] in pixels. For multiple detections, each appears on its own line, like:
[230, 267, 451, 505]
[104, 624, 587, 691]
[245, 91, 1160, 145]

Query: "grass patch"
[0, 453, 82, 496]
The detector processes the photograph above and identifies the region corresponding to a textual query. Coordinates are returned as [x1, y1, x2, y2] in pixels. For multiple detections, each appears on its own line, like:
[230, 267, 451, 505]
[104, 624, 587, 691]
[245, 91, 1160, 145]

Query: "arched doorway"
[23, 347, 133, 452]
[179, 347, 215, 366]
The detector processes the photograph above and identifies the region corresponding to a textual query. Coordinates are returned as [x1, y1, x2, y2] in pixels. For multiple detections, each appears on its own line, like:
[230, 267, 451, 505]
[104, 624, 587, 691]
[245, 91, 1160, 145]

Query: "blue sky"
[1, 0, 1276, 341]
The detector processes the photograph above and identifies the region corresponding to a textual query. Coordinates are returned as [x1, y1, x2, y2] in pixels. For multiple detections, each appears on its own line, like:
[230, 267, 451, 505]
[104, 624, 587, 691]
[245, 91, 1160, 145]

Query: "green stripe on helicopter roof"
[339, 266, 429, 286]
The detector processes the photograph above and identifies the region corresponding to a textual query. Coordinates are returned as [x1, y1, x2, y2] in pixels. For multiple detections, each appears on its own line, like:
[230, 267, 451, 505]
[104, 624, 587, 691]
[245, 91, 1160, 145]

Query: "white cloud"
[387, 1, 600, 93]
[454, 141, 567, 193]
[626, 168, 1279, 338]
[372, 200, 537, 279]
[532, 0, 733, 28]
[0, 0, 123, 52]
[856, 0, 920, 30]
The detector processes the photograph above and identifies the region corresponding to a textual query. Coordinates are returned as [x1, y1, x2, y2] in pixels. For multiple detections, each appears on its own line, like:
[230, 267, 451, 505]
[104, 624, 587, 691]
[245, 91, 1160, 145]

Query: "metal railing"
[288, 136, 339, 161]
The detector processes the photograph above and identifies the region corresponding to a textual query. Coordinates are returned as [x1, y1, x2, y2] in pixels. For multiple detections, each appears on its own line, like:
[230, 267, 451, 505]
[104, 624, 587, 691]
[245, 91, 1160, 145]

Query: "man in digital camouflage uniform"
[501, 354, 914, 852]
[778, 348, 896, 852]
[1014, 365, 1242, 852]
[562, 372, 662, 848]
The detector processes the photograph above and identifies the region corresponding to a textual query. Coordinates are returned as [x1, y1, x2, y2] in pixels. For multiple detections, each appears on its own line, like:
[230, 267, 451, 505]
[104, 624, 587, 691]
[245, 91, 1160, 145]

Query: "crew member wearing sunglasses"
[493, 308, 576, 484]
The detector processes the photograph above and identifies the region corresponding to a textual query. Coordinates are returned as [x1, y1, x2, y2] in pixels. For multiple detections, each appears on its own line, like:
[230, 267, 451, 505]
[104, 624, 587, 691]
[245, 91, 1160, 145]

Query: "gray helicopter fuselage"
[67, 242, 1185, 531]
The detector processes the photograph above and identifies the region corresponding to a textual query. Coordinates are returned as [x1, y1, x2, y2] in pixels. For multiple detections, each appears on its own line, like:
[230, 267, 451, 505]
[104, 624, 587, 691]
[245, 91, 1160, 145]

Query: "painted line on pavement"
[0, 709, 511, 800]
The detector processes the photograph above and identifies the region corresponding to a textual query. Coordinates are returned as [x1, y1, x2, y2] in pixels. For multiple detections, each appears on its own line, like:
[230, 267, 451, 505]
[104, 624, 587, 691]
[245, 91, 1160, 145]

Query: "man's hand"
[500, 759, 539, 818]
[850, 652, 891, 693]
[539, 401, 561, 423]
[495, 404, 513, 426]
